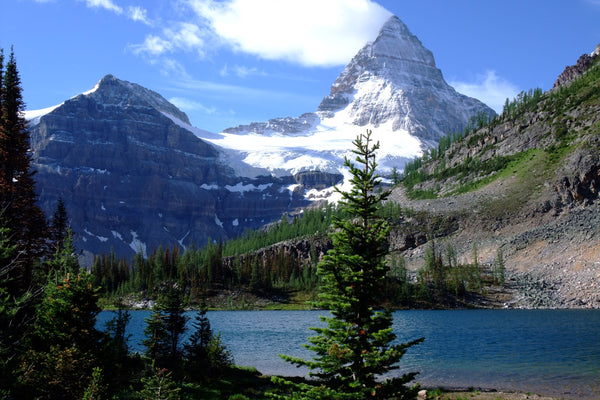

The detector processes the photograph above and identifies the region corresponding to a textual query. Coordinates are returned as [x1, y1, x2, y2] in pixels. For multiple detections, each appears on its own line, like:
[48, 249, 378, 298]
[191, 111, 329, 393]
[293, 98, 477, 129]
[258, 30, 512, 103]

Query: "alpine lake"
[97, 309, 600, 399]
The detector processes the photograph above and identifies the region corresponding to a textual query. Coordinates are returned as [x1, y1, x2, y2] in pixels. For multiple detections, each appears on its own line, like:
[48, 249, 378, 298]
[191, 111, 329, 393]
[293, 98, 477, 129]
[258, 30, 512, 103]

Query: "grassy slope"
[390, 57, 600, 308]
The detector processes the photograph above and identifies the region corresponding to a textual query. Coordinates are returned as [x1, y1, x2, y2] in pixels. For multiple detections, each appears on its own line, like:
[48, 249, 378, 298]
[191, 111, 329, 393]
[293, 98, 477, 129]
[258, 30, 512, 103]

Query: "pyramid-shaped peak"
[370, 16, 435, 68]
[317, 14, 495, 139]
[377, 16, 413, 39]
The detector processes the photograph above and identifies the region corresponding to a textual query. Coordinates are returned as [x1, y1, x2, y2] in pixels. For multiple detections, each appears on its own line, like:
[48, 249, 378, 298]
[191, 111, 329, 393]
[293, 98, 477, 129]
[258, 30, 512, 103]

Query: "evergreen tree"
[45, 228, 79, 277]
[493, 248, 505, 285]
[19, 268, 103, 399]
[138, 367, 181, 400]
[50, 197, 69, 251]
[184, 304, 233, 376]
[390, 166, 400, 184]
[0, 221, 28, 396]
[102, 301, 133, 394]
[143, 285, 188, 368]
[82, 367, 108, 400]
[143, 305, 171, 365]
[163, 285, 187, 361]
[275, 130, 423, 399]
[0, 47, 48, 293]
[183, 305, 212, 368]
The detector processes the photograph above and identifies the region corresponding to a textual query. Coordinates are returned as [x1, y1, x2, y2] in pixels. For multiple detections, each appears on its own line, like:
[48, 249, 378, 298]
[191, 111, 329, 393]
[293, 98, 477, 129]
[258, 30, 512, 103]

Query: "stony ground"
[422, 390, 560, 400]
[388, 175, 600, 309]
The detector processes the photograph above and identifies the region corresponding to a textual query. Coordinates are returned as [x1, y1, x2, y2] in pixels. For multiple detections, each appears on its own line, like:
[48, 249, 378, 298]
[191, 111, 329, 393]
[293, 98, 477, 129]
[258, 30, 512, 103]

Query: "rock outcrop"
[30, 75, 312, 262]
[553, 44, 599, 88]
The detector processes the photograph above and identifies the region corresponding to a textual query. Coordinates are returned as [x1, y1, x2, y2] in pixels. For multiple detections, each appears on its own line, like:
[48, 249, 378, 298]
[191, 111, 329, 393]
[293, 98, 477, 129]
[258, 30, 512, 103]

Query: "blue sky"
[2, 0, 600, 133]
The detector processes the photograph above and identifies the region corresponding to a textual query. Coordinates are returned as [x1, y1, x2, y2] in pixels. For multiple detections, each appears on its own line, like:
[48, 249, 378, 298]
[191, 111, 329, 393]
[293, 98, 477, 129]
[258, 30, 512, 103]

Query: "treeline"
[400, 87, 545, 197]
[399, 61, 600, 196]
[221, 204, 337, 257]
[502, 87, 544, 119]
[400, 111, 495, 192]
[91, 231, 323, 301]
[384, 242, 505, 307]
[92, 203, 411, 301]
[91, 196, 503, 309]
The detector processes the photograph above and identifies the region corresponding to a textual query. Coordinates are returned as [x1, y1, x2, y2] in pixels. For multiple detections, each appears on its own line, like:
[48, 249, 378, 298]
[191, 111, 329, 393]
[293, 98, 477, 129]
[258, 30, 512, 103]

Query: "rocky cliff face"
[30, 75, 311, 262]
[553, 43, 600, 88]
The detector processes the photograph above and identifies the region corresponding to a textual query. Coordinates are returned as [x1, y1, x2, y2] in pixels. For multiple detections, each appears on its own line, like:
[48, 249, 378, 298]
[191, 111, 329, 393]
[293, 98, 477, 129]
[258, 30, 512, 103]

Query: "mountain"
[29, 75, 313, 262]
[199, 16, 495, 177]
[27, 15, 496, 261]
[387, 46, 600, 308]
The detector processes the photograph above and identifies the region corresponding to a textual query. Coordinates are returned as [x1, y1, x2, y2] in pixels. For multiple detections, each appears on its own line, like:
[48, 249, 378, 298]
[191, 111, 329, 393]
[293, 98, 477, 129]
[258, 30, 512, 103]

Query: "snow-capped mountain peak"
[85, 74, 191, 124]
[198, 15, 495, 178]
[25, 74, 192, 128]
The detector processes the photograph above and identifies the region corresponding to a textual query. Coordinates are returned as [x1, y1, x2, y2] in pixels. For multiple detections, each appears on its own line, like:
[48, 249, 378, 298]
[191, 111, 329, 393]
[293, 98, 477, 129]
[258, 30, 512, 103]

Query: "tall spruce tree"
[274, 130, 423, 399]
[184, 304, 233, 376]
[0, 48, 48, 293]
[50, 197, 69, 251]
[143, 285, 188, 369]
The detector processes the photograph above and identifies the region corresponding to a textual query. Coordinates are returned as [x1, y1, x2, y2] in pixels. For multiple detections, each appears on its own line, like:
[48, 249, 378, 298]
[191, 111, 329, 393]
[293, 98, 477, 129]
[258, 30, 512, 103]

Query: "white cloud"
[81, 0, 152, 25]
[161, 58, 191, 79]
[220, 64, 266, 78]
[165, 23, 207, 53]
[133, 22, 209, 57]
[169, 97, 217, 114]
[170, 76, 317, 107]
[128, 6, 152, 25]
[450, 70, 520, 114]
[83, 0, 123, 14]
[132, 35, 173, 56]
[172, 0, 391, 67]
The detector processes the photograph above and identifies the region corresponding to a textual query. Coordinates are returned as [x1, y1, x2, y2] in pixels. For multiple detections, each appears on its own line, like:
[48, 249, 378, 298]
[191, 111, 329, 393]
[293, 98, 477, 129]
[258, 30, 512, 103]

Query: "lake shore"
[422, 389, 560, 400]
[97, 309, 600, 400]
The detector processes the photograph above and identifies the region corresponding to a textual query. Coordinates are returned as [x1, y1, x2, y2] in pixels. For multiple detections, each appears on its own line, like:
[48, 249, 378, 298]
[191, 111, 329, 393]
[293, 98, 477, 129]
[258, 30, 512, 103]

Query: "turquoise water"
[97, 309, 600, 399]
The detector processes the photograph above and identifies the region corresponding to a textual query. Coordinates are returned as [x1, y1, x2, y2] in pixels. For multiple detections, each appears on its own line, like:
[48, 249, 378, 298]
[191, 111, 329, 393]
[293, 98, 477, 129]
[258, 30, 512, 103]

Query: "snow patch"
[84, 228, 108, 242]
[23, 103, 62, 126]
[111, 230, 123, 240]
[178, 231, 190, 250]
[232, 218, 239, 226]
[129, 231, 147, 258]
[196, 105, 422, 179]
[281, 183, 301, 198]
[225, 182, 273, 193]
[160, 111, 221, 140]
[215, 214, 224, 228]
[201, 183, 219, 190]
[82, 81, 101, 96]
